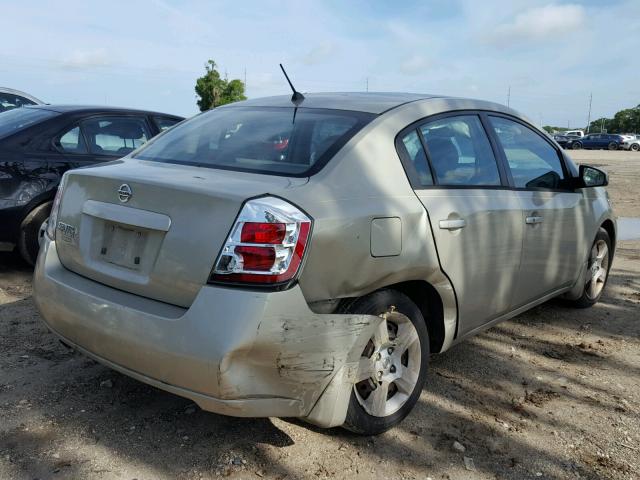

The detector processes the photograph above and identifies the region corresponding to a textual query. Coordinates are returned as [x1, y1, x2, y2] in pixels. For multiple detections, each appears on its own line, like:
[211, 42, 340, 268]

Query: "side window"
[419, 115, 501, 186]
[489, 116, 566, 189]
[400, 130, 433, 186]
[153, 116, 181, 132]
[81, 117, 150, 156]
[0, 93, 37, 113]
[58, 126, 88, 154]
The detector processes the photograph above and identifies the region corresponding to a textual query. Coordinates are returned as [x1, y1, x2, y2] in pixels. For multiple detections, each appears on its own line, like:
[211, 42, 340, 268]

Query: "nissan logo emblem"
[118, 184, 132, 203]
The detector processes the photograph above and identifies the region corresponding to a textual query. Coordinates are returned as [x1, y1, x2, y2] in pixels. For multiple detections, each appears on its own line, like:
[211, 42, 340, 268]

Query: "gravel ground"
[0, 150, 638, 480]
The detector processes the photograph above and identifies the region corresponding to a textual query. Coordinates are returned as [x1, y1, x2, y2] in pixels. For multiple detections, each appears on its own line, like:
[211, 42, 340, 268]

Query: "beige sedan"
[34, 93, 615, 435]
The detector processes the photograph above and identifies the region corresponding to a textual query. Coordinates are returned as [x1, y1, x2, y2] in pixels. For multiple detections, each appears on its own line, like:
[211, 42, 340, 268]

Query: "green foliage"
[542, 126, 569, 134]
[587, 105, 640, 134]
[195, 60, 247, 111]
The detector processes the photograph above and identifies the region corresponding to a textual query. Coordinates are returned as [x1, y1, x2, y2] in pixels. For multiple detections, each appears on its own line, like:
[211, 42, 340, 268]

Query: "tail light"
[210, 196, 312, 286]
[46, 174, 68, 241]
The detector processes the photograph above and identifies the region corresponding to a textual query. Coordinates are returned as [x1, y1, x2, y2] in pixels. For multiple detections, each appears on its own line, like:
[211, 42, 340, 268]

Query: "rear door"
[50, 115, 153, 183]
[397, 113, 524, 335]
[487, 115, 582, 307]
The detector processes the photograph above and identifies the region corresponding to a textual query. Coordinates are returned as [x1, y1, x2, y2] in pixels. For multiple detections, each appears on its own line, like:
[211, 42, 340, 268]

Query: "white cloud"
[487, 4, 586, 44]
[300, 43, 336, 66]
[400, 54, 429, 75]
[61, 48, 111, 69]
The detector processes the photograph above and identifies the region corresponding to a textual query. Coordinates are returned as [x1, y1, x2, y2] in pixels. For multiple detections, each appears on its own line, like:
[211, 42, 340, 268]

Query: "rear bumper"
[33, 237, 377, 427]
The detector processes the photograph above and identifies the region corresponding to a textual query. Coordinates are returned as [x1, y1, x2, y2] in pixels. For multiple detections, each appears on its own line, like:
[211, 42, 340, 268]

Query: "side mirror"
[579, 165, 608, 188]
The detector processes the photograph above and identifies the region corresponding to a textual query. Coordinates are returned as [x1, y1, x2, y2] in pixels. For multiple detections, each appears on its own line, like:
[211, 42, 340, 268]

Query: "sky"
[2, 0, 638, 127]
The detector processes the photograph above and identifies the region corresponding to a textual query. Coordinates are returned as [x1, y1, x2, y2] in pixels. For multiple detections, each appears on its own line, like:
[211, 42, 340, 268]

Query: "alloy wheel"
[354, 308, 421, 417]
[585, 239, 609, 300]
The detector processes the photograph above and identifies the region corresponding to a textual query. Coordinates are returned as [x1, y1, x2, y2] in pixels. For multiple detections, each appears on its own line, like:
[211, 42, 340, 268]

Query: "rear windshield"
[133, 107, 374, 176]
[0, 107, 58, 139]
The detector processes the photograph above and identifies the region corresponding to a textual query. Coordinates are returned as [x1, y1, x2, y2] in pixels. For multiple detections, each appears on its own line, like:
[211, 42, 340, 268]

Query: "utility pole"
[244, 68, 247, 88]
[507, 86, 511, 108]
[586, 92, 592, 133]
[366, 77, 369, 92]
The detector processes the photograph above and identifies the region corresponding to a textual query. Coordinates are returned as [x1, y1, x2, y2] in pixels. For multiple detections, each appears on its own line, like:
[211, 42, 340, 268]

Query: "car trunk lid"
[55, 159, 307, 307]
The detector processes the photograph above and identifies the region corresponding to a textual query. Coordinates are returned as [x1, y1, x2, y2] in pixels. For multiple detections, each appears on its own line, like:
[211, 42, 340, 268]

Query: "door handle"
[525, 216, 543, 224]
[439, 219, 466, 230]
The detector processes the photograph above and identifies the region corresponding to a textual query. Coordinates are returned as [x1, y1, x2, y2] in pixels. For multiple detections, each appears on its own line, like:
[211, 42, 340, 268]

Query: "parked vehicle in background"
[0, 105, 183, 264]
[621, 136, 640, 151]
[0, 87, 44, 112]
[33, 93, 615, 435]
[553, 134, 572, 149]
[568, 133, 625, 150]
[565, 129, 584, 138]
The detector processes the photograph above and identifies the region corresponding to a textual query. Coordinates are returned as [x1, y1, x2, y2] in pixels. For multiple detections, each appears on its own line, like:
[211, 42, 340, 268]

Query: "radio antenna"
[279, 64, 305, 104]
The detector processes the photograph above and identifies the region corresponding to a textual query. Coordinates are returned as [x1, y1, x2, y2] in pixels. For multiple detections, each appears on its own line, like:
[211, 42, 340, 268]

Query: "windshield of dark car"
[133, 106, 374, 176]
[0, 107, 58, 139]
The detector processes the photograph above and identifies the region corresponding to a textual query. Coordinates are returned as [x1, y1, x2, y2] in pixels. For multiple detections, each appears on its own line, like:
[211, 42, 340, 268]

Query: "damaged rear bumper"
[33, 238, 377, 427]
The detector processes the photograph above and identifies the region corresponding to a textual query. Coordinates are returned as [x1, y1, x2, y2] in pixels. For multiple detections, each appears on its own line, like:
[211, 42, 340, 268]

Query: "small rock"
[100, 379, 113, 388]
[184, 406, 197, 415]
[182, 435, 189, 441]
[535, 473, 543, 477]
[52, 453, 60, 459]
[463, 456, 476, 471]
[452, 441, 466, 453]
[18, 399, 28, 405]
[231, 457, 243, 466]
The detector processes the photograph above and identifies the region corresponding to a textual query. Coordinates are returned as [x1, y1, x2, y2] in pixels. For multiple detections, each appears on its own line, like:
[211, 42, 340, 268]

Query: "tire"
[567, 228, 612, 309]
[631, 143, 640, 152]
[18, 202, 52, 266]
[339, 289, 429, 435]
[608, 142, 618, 151]
[572, 142, 582, 150]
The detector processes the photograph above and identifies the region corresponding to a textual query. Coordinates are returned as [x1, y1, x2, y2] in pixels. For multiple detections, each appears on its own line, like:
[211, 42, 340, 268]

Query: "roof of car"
[230, 92, 443, 114]
[0, 87, 44, 104]
[25, 104, 183, 118]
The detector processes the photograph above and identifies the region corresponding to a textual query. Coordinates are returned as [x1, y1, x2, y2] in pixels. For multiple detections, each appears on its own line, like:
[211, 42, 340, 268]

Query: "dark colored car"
[0, 87, 44, 113]
[568, 133, 625, 150]
[553, 134, 572, 148]
[0, 105, 183, 264]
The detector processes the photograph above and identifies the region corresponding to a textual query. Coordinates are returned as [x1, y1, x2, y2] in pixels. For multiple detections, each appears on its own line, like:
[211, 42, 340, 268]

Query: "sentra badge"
[56, 222, 77, 244]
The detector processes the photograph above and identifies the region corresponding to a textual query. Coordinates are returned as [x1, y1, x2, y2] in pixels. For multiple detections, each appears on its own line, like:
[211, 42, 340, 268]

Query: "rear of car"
[33, 104, 381, 426]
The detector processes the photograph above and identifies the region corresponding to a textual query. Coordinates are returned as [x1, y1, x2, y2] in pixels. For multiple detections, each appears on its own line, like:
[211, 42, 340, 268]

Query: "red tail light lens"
[240, 222, 286, 244]
[210, 197, 312, 286]
[234, 246, 276, 271]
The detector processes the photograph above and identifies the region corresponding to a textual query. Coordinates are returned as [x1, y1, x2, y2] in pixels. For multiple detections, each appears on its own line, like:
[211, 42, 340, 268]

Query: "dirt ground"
[1, 150, 638, 480]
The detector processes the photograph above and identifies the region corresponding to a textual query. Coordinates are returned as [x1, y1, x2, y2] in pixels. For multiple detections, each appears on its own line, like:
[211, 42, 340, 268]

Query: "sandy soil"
[0, 150, 638, 480]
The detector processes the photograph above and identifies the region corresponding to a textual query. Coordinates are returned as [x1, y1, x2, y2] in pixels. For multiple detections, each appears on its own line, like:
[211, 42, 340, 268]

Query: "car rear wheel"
[607, 142, 618, 150]
[631, 143, 640, 152]
[567, 228, 612, 309]
[340, 289, 429, 435]
[572, 142, 582, 150]
[18, 202, 51, 266]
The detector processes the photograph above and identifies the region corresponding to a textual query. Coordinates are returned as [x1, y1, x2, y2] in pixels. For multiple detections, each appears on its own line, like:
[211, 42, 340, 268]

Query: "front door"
[397, 113, 524, 335]
[487, 115, 582, 307]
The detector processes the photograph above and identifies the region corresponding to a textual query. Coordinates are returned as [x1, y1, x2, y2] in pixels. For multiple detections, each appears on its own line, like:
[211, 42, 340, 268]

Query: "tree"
[194, 60, 247, 111]
[586, 104, 640, 134]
